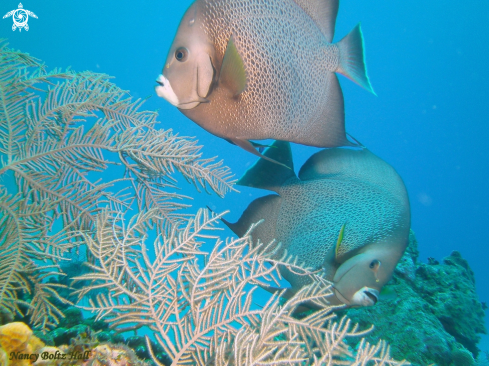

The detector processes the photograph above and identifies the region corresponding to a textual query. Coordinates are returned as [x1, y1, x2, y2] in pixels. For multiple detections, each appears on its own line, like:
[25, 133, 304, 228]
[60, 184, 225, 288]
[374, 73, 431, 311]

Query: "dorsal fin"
[299, 147, 365, 181]
[237, 140, 296, 193]
[292, 0, 339, 42]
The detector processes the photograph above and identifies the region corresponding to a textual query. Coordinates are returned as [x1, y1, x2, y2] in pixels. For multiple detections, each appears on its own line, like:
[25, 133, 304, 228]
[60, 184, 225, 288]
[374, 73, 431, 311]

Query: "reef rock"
[81, 344, 148, 366]
[340, 231, 487, 366]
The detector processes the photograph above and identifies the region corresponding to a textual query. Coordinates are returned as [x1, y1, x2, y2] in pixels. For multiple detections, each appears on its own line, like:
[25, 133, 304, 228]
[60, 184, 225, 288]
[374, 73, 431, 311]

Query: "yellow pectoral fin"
[334, 223, 346, 262]
[220, 36, 247, 96]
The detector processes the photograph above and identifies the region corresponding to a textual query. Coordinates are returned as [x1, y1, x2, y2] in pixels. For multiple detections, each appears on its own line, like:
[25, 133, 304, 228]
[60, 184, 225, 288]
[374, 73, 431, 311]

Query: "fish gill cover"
[0, 40, 409, 365]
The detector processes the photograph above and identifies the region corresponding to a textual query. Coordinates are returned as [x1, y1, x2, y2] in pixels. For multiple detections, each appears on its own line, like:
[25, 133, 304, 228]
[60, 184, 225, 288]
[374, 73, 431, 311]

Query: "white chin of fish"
[351, 287, 379, 307]
[155, 74, 200, 110]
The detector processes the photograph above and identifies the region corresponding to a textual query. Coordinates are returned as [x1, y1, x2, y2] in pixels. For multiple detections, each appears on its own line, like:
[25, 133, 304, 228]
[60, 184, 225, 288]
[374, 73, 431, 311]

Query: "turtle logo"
[3, 3, 37, 32]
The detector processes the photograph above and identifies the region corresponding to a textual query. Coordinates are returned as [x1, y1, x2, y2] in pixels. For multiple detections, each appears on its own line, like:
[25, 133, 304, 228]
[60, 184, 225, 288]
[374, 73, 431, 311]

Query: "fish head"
[156, 1, 215, 110]
[332, 249, 396, 307]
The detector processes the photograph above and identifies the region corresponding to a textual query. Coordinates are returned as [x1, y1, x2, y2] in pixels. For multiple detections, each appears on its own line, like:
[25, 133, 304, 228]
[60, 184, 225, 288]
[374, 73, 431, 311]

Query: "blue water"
[3, 0, 488, 352]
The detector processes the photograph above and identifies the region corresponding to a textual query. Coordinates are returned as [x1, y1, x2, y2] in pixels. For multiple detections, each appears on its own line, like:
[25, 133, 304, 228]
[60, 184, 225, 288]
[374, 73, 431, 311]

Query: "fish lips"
[155, 74, 180, 106]
[155, 74, 208, 110]
[352, 287, 379, 307]
[334, 286, 379, 307]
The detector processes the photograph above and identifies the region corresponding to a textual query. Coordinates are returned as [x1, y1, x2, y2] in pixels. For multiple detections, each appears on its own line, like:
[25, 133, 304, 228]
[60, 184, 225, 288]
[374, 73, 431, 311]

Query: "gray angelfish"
[156, 0, 375, 165]
[223, 141, 410, 307]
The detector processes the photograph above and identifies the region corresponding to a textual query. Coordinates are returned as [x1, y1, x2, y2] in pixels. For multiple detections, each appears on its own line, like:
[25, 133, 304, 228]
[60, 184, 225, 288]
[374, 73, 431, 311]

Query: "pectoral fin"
[220, 36, 247, 96]
[334, 223, 347, 262]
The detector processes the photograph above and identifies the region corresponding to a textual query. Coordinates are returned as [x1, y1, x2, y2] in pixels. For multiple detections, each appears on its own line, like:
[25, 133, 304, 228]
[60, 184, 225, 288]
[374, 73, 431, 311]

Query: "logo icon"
[3, 3, 37, 32]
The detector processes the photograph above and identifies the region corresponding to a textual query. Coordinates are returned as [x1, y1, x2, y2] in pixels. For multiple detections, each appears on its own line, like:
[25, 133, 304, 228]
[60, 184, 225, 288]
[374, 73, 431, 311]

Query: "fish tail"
[336, 23, 376, 95]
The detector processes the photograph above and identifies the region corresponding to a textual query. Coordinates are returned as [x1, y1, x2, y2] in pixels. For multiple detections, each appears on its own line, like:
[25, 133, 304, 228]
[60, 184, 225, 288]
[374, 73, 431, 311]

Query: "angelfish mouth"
[155, 74, 180, 107]
[364, 290, 378, 305]
[155, 74, 205, 110]
[350, 287, 379, 307]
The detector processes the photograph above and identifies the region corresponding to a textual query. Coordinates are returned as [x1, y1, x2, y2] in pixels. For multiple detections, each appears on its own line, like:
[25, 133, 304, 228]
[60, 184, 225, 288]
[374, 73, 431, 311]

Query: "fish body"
[156, 0, 374, 160]
[224, 141, 410, 307]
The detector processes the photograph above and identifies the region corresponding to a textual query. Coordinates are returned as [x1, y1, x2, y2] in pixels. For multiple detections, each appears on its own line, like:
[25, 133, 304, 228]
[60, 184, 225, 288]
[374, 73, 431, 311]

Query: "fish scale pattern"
[269, 148, 410, 289]
[198, 0, 345, 145]
[278, 179, 403, 272]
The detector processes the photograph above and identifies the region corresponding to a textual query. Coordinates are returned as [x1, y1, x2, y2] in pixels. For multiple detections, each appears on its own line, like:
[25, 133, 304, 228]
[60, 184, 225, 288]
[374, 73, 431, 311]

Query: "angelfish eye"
[175, 47, 189, 62]
[369, 260, 381, 269]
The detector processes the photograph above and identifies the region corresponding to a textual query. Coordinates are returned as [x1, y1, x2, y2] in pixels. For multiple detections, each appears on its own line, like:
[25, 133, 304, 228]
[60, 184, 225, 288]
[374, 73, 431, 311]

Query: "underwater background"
[2, 0, 488, 359]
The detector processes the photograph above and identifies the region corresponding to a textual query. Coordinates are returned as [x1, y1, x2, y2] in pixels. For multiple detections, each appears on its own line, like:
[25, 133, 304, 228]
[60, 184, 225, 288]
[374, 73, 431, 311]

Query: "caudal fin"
[336, 23, 376, 95]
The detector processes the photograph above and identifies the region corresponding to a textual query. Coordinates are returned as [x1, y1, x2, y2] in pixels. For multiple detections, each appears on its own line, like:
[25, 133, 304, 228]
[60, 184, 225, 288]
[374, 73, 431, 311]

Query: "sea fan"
[0, 40, 407, 365]
[0, 39, 235, 331]
[75, 208, 409, 365]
